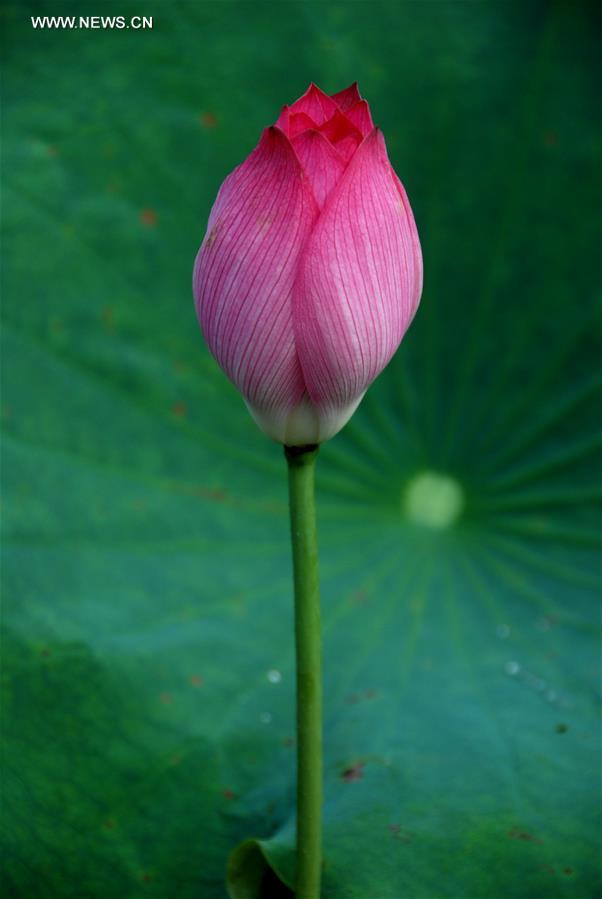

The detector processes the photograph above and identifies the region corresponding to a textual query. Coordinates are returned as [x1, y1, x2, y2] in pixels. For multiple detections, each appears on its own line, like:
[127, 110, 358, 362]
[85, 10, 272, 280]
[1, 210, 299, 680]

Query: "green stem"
[285, 443, 322, 899]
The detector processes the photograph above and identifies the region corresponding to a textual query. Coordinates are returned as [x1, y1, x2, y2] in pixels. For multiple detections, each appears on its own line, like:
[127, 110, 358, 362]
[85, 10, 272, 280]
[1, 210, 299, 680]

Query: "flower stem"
[285, 443, 322, 899]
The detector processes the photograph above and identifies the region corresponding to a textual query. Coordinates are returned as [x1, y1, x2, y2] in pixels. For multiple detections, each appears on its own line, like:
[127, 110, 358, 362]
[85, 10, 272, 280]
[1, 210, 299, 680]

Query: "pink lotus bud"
[193, 83, 422, 445]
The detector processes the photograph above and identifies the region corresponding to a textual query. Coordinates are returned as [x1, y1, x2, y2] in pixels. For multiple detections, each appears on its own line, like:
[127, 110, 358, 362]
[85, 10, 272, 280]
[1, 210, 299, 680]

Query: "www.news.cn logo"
[31, 15, 153, 29]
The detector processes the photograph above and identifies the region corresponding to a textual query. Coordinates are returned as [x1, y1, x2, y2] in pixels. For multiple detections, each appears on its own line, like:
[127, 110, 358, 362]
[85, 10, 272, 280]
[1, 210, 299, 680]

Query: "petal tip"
[330, 82, 363, 111]
[264, 124, 293, 147]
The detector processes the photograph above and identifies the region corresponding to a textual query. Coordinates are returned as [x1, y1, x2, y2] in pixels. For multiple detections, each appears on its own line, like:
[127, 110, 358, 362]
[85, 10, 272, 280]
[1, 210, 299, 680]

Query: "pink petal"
[289, 83, 338, 126]
[330, 83, 362, 112]
[274, 105, 290, 134]
[345, 100, 374, 137]
[390, 170, 424, 312]
[275, 108, 318, 138]
[291, 129, 345, 209]
[288, 111, 319, 138]
[318, 109, 363, 163]
[193, 127, 319, 434]
[294, 128, 423, 414]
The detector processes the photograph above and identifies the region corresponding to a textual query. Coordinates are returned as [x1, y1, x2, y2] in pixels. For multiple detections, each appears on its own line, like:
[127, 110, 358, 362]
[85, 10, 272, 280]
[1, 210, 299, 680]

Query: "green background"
[2, 1, 600, 897]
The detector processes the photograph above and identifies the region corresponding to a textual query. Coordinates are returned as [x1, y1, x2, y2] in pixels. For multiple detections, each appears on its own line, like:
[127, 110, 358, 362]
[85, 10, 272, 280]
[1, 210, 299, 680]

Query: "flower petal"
[291, 129, 345, 209]
[274, 105, 290, 133]
[288, 111, 319, 138]
[275, 106, 319, 138]
[289, 83, 338, 126]
[318, 110, 363, 163]
[390, 169, 424, 312]
[345, 99, 374, 137]
[193, 127, 319, 437]
[330, 83, 362, 112]
[294, 128, 423, 413]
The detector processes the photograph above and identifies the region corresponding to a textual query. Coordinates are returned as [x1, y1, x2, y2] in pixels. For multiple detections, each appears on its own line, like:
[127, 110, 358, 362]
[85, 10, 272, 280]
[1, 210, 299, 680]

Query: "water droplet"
[536, 616, 552, 631]
[503, 659, 569, 706]
[523, 671, 546, 692]
[266, 669, 282, 684]
[403, 471, 464, 529]
[496, 624, 511, 639]
[259, 711, 272, 724]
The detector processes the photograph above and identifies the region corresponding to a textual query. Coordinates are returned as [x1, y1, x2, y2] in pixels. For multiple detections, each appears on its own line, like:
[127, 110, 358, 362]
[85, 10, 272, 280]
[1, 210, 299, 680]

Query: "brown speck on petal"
[172, 401, 187, 418]
[159, 692, 173, 705]
[204, 225, 219, 248]
[190, 675, 203, 688]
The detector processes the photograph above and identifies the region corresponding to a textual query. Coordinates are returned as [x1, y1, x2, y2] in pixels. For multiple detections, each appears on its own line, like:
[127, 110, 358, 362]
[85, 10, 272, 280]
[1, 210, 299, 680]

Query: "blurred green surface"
[1, 1, 601, 897]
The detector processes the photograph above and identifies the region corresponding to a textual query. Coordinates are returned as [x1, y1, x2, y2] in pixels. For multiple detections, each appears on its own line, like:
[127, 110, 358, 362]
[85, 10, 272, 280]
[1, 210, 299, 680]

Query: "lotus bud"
[193, 83, 422, 445]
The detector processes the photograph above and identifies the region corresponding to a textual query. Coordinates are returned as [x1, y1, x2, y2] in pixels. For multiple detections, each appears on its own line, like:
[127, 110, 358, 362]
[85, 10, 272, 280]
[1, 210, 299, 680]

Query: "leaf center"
[403, 471, 464, 529]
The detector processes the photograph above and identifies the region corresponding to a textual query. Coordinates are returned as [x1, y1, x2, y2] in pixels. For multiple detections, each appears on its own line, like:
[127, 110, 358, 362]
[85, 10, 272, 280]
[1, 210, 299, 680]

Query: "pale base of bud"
[245, 392, 365, 445]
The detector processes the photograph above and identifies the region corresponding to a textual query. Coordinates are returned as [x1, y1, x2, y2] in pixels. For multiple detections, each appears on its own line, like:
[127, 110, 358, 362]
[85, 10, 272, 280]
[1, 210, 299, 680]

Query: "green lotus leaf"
[2, 2, 600, 898]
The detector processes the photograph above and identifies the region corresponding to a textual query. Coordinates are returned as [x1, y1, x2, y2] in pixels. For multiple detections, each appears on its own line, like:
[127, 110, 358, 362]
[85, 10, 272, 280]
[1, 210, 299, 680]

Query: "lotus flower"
[193, 83, 422, 445]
